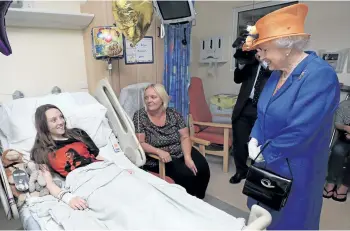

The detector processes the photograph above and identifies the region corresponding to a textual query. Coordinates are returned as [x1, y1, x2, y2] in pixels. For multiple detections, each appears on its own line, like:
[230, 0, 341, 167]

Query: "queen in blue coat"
[242, 3, 340, 230]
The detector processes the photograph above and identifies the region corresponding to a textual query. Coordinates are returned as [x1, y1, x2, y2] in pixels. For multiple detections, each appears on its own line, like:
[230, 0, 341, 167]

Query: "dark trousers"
[326, 138, 350, 187]
[232, 99, 257, 174]
[144, 147, 210, 199]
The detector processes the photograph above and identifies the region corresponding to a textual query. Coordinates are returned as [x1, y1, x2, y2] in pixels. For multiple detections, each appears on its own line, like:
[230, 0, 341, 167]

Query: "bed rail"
[0, 156, 19, 220]
[94, 78, 146, 167]
[244, 204, 272, 230]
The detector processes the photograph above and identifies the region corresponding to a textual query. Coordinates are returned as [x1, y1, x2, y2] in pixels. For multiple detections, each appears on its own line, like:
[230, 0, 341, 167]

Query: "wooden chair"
[188, 77, 233, 173]
[147, 136, 210, 181]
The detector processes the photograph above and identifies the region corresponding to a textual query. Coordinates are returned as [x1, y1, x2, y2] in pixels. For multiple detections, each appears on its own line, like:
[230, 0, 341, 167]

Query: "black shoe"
[229, 172, 247, 184]
[332, 189, 348, 202]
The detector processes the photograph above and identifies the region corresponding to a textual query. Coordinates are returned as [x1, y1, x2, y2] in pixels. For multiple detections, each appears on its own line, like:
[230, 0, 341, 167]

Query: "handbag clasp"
[261, 178, 275, 188]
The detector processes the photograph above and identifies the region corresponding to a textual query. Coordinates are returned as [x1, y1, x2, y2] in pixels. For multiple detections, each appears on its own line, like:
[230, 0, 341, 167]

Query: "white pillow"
[66, 103, 112, 148]
[0, 93, 78, 144]
[0, 97, 38, 143]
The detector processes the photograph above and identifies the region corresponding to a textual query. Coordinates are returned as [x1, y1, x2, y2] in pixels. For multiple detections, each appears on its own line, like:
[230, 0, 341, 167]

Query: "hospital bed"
[0, 78, 272, 230]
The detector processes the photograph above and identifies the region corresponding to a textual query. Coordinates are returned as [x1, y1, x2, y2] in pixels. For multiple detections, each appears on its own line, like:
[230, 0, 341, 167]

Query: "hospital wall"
[191, 1, 350, 102]
[80, 0, 164, 95]
[0, 0, 163, 103]
[0, 1, 88, 102]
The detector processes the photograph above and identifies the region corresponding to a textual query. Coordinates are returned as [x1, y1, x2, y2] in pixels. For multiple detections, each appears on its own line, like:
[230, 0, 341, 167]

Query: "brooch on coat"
[298, 71, 306, 80]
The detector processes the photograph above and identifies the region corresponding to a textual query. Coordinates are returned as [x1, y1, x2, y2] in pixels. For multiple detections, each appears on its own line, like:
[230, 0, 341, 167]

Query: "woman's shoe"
[323, 184, 336, 199]
[332, 190, 348, 202]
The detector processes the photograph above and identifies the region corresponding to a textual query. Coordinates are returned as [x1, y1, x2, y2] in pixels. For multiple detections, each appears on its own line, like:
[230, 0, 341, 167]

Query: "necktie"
[252, 69, 264, 106]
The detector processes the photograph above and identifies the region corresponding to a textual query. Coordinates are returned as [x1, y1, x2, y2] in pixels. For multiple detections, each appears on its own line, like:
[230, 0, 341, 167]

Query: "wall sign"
[124, 36, 154, 65]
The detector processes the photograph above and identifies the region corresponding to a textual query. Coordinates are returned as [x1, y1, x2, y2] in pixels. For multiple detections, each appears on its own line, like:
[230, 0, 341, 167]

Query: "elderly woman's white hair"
[273, 35, 310, 51]
[144, 83, 170, 111]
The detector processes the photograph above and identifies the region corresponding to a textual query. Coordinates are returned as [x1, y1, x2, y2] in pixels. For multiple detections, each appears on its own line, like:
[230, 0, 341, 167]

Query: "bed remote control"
[110, 135, 121, 153]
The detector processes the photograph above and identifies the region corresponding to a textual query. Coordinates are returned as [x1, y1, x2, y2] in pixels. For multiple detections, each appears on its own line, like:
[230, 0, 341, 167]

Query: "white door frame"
[230, 1, 301, 71]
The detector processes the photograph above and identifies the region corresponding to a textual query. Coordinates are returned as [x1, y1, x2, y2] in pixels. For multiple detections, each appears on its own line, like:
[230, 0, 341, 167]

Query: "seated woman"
[133, 83, 210, 199]
[31, 104, 104, 210]
[324, 99, 350, 202]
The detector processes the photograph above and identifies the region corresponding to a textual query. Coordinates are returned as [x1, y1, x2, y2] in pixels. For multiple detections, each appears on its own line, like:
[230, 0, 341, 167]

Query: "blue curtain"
[163, 22, 192, 121]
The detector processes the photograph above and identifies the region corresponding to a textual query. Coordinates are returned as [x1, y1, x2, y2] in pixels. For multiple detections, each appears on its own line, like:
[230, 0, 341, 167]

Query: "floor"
[0, 206, 22, 230]
[1, 155, 350, 230]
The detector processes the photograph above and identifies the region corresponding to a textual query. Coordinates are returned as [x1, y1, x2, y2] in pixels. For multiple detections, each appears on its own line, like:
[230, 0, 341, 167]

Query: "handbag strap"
[253, 139, 294, 180]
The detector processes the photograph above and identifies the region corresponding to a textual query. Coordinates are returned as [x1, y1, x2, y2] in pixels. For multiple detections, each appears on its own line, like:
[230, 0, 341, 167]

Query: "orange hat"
[242, 3, 310, 51]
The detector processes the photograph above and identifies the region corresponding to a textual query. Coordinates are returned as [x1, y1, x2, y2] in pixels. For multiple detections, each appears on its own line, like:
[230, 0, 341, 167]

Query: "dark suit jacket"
[231, 61, 271, 123]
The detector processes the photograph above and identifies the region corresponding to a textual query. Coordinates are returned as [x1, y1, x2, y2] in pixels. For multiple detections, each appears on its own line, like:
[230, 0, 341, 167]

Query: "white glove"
[248, 138, 258, 159]
[255, 146, 265, 163]
[248, 138, 264, 162]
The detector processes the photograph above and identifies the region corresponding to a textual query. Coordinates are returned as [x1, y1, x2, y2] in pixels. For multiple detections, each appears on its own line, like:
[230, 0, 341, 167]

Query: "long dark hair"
[30, 104, 90, 169]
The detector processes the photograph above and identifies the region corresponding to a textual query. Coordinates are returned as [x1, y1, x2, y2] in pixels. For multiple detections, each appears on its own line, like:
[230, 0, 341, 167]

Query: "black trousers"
[232, 99, 257, 174]
[144, 147, 210, 199]
[326, 138, 350, 187]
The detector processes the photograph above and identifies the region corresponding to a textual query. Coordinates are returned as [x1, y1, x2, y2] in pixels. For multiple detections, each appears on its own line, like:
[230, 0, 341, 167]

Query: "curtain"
[163, 22, 192, 121]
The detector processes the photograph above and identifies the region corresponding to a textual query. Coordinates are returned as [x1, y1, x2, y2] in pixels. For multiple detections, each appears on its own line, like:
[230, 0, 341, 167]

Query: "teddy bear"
[2, 149, 65, 205]
[25, 161, 50, 197]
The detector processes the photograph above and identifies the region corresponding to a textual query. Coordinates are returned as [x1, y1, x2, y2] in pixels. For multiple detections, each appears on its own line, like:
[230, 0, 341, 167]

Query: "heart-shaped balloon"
[105, 35, 112, 43]
[112, 0, 154, 46]
[0, 1, 12, 56]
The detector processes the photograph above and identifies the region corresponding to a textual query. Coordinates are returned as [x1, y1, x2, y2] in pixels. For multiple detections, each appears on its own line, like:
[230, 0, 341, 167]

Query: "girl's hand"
[68, 196, 88, 210]
[40, 168, 53, 184]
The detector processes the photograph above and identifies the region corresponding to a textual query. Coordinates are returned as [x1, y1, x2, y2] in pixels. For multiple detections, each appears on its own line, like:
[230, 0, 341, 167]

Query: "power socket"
[22, 1, 34, 8]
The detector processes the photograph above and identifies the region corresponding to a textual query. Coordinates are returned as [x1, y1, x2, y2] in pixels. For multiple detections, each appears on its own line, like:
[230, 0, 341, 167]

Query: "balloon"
[112, 0, 154, 46]
[97, 32, 103, 38]
[105, 35, 112, 43]
[0, 1, 12, 56]
[91, 26, 124, 60]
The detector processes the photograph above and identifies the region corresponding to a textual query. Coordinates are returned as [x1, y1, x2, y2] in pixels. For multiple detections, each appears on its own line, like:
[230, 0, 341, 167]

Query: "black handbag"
[242, 140, 293, 211]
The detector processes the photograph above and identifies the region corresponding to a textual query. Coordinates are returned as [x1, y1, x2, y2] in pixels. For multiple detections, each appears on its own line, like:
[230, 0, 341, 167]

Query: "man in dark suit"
[229, 48, 272, 184]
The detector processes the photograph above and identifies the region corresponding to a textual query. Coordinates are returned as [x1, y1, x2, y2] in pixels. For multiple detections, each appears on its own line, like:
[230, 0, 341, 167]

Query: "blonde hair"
[144, 83, 170, 111]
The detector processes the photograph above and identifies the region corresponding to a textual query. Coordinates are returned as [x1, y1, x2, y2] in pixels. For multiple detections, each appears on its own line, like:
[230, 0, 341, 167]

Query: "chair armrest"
[146, 153, 166, 180]
[212, 114, 231, 118]
[193, 121, 232, 129]
[190, 136, 210, 146]
[147, 153, 160, 160]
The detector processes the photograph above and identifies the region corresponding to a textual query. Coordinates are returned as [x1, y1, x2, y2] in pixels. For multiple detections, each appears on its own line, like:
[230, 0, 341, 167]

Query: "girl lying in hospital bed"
[31, 104, 99, 210]
[28, 103, 246, 230]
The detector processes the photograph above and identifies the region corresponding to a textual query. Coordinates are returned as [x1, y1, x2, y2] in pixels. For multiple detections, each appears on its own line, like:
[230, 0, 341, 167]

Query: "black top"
[231, 62, 271, 123]
[54, 128, 99, 156]
[133, 107, 187, 167]
[48, 128, 100, 177]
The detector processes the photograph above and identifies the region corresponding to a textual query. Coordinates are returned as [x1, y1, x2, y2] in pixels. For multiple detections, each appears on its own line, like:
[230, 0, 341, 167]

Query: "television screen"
[156, 1, 192, 21]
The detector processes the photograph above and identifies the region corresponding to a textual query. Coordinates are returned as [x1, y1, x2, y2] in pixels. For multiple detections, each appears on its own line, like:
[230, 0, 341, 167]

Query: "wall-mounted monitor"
[153, 0, 195, 25]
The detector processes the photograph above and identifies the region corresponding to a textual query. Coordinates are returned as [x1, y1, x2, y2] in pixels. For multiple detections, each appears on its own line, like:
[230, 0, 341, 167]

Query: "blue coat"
[248, 51, 340, 230]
